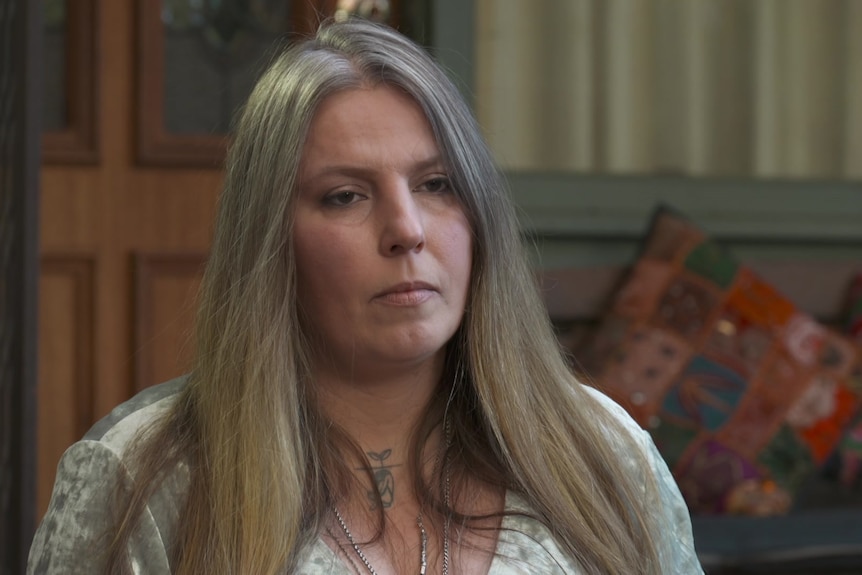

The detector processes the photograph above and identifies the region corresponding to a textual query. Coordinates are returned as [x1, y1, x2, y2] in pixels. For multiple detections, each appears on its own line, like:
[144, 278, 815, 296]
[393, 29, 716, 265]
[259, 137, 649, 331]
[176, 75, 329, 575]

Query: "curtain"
[476, 0, 862, 179]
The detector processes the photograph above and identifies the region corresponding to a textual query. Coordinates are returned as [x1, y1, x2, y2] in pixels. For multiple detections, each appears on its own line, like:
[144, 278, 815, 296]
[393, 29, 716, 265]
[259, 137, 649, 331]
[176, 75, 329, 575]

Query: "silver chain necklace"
[332, 422, 452, 575]
[333, 507, 441, 575]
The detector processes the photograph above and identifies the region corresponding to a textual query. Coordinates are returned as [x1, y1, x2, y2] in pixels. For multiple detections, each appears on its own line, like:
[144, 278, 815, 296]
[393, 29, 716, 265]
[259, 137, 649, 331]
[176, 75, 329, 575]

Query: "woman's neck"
[316, 370, 446, 575]
[313, 357, 505, 575]
[316, 355, 444, 445]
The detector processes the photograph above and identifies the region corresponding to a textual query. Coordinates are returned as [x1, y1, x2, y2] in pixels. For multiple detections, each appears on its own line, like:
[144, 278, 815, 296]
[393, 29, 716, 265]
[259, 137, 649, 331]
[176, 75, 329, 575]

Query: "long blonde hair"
[109, 19, 664, 574]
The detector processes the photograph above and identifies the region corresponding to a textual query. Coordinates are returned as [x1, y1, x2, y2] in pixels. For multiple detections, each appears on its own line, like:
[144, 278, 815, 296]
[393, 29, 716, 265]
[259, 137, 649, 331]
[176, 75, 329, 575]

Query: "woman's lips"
[374, 282, 437, 305]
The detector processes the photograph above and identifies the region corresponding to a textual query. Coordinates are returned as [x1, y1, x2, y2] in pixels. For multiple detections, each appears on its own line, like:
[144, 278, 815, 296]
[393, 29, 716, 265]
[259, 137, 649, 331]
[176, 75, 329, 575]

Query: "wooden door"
[38, 0, 215, 520]
[36, 0, 348, 520]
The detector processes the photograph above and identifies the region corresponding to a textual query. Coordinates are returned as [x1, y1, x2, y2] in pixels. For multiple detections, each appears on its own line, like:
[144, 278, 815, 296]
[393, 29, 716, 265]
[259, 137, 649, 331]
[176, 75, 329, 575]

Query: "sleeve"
[27, 440, 172, 575]
[581, 385, 703, 573]
[639, 428, 705, 574]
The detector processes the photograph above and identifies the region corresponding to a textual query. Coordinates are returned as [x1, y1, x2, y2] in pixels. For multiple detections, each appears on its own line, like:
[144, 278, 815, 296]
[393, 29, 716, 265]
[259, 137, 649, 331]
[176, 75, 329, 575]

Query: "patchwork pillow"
[581, 207, 862, 515]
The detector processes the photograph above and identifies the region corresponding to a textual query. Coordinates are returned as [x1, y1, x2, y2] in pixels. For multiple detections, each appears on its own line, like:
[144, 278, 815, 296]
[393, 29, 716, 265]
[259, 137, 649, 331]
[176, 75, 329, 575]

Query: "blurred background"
[2, 1, 861, 573]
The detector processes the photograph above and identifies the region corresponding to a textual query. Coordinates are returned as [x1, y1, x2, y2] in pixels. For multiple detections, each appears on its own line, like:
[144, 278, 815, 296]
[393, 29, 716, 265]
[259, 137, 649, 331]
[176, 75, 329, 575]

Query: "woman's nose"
[379, 187, 425, 256]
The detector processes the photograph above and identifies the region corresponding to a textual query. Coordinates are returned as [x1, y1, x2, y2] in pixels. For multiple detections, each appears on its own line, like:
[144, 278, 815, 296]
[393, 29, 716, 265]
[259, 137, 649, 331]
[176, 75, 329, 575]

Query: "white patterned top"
[27, 377, 703, 574]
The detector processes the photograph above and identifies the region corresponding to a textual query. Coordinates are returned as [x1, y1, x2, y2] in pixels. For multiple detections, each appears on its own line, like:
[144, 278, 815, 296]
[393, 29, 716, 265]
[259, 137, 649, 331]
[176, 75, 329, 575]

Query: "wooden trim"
[135, 1, 226, 167]
[135, 0, 334, 167]
[39, 256, 96, 439]
[133, 253, 207, 391]
[42, 0, 99, 164]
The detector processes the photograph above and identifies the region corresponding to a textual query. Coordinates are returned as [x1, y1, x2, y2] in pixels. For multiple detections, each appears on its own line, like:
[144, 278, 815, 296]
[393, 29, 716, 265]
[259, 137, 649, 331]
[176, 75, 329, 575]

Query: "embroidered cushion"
[580, 206, 862, 515]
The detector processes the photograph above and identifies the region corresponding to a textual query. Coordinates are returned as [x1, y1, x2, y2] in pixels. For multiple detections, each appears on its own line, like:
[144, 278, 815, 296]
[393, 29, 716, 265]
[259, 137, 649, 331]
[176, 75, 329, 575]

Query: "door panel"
[37, 257, 95, 517]
[133, 253, 205, 392]
[36, 0, 223, 518]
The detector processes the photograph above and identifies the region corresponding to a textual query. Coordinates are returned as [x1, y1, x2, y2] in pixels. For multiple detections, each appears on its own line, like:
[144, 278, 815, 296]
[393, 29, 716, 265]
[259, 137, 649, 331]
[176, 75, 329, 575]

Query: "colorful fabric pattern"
[581, 207, 862, 515]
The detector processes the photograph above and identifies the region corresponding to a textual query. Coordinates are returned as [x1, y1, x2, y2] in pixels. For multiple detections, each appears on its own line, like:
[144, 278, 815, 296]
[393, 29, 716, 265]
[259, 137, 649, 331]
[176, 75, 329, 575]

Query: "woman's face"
[293, 85, 473, 381]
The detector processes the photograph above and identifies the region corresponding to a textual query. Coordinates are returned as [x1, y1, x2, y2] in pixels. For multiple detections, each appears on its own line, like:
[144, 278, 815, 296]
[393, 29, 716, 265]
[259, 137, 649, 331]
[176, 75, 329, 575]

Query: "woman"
[28, 18, 702, 575]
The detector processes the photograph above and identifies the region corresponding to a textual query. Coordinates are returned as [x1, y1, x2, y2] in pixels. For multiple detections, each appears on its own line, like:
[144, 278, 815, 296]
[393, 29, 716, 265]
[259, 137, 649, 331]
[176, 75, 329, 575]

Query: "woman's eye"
[323, 191, 361, 206]
[419, 177, 451, 193]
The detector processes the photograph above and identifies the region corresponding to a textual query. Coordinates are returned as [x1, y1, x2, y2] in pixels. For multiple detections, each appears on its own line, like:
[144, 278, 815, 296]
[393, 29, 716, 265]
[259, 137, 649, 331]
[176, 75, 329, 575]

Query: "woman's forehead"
[298, 86, 442, 180]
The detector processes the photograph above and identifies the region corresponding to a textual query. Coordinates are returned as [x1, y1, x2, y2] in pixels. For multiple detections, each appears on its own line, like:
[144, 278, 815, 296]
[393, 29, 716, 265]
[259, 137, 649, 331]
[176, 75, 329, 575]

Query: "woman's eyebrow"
[410, 155, 445, 173]
[303, 155, 446, 184]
